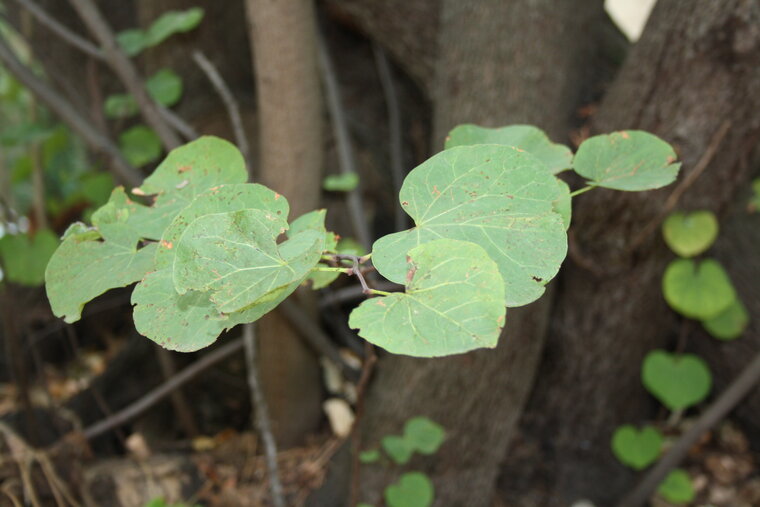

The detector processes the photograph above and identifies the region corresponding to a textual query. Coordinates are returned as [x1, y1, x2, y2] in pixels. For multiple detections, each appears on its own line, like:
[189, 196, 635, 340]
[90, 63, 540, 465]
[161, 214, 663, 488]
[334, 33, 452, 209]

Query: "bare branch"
[192, 50, 252, 172]
[80, 338, 243, 441]
[0, 33, 141, 188]
[316, 29, 372, 250]
[10, 0, 104, 60]
[244, 323, 285, 507]
[67, 0, 181, 150]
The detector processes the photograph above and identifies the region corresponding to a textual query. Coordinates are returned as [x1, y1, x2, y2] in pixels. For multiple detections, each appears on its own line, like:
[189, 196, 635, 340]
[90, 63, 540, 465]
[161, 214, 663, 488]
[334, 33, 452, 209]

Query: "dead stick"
[244, 323, 286, 507]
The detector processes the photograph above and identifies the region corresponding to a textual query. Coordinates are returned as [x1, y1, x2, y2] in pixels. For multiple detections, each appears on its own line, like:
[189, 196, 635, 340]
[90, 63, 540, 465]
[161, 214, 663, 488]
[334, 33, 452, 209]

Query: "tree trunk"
[245, 0, 325, 447]
[498, 1, 760, 505]
[359, 2, 613, 505]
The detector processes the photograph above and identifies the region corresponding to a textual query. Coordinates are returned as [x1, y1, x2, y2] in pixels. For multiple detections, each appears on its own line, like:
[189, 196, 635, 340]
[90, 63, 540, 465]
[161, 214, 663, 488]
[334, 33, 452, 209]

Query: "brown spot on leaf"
[401, 201, 409, 206]
[160, 240, 173, 249]
[532, 276, 543, 282]
[406, 263, 418, 285]
[621, 131, 630, 139]
[432, 185, 441, 197]
[178, 165, 192, 173]
[274, 193, 281, 200]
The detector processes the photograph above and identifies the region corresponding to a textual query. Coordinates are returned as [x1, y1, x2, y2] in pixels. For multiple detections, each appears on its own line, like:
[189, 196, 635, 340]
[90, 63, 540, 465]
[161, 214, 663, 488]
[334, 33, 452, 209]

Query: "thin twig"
[348, 342, 377, 507]
[279, 299, 361, 381]
[629, 120, 731, 250]
[316, 29, 372, 251]
[243, 323, 285, 507]
[319, 281, 402, 308]
[618, 346, 760, 507]
[0, 33, 141, 188]
[79, 338, 243, 441]
[10, 0, 103, 60]
[373, 44, 408, 231]
[68, 0, 181, 150]
[192, 50, 252, 172]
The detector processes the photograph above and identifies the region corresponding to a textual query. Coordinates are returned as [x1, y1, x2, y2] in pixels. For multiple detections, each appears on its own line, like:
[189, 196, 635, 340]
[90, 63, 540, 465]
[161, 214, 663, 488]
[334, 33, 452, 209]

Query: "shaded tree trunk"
[499, 1, 760, 505]
[359, 2, 615, 505]
[245, 0, 325, 447]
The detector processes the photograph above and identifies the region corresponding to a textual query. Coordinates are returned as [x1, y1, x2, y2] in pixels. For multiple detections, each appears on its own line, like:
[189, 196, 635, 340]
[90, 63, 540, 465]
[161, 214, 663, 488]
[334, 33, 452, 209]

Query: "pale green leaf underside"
[131, 266, 302, 352]
[174, 209, 323, 312]
[132, 136, 248, 240]
[155, 183, 287, 269]
[445, 124, 572, 174]
[372, 145, 567, 307]
[641, 350, 711, 411]
[350, 239, 506, 357]
[662, 259, 736, 320]
[611, 425, 662, 471]
[662, 211, 718, 258]
[573, 130, 681, 191]
[702, 298, 749, 341]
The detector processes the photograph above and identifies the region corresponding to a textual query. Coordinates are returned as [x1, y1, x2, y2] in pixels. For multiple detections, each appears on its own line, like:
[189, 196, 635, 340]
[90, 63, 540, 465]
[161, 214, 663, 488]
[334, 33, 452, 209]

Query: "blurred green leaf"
[662, 211, 718, 257]
[641, 350, 711, 411]
[702, 298, 749, 341]
[117, 8, 204, 57]
[119, 126, 162, 167]
[323, 172, 359, 192]
[403, 417, 445, 455]
[359, 449, 381, 464]
[147, 69, 183, 107]
[0, 229, 59, 286]
[657, 469, 695, 504]
[382, 435, 414, 465]
[662, 259, 736, 320]
[384, 472, 434, 507]
[611, 425, 662, 470]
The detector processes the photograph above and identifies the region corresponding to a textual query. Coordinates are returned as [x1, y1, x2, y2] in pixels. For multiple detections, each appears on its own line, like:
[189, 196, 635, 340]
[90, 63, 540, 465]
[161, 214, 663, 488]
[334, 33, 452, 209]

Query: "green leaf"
[372, 145, 567, 307]
[572, 131, 681, 191]
[382, 435, 414, 465]
[291, 210, 342, 289]
[119, 126, 162, 167]
[553, 179, 572, 230]
[657, 469, 695, 504]
[45, 189, 158, 322]
[359, 449, 381, 464]
[350, 239, 506, 357]
[0, 229, 59, 286]
[336, 237, 365, 256]
[104, 94, 138, 119]
[133, 136, 248, 240]
[323, 172, 359, 192]
[641, 350, 712, 411]
[611, 425, 663, 471]
[173, 209, 322, 312]
[145, 8, 204, 48]
[702, 298, 749, 341]
[662, 211, 718, 257]
[403, 417, 445, 455]
[46, 137, 247, 324]
[80, 172, 116, 207]
[662, 259, 737, 320]
[384, 472, 434, 507]
[116, 29, 147, 57]
[445, 124, 573, 174]
[104, 70, 183, 119]
[146, 69, 183, 107]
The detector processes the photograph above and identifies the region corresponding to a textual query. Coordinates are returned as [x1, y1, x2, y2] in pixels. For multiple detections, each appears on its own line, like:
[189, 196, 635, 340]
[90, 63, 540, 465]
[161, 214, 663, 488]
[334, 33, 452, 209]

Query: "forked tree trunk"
[358, 2, 614, 505]
[499, 1, 760, 504]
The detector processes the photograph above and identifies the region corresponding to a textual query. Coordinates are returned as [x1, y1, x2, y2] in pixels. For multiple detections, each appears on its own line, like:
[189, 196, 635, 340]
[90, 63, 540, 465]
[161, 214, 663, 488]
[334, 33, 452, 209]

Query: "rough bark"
[499, 1, 760, 505]
[245, 0, 324, 448]
[359, 2, 612, 506]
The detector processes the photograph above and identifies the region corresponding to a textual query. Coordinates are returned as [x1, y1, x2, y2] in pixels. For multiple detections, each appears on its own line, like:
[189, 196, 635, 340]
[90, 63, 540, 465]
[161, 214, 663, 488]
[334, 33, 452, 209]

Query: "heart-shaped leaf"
[403, 417, 445, 455]
[662, 211, 718, 257]
[641, 350, 712, 410]
[611, 425, 663, 470]
[0, 229, 59, 287]
[350, 239, 506, 357]
[372, 145, 567, 307]
[382, 435, 414, 465]
[384, 472, 434, 507]
[572, 131, 681, 191]
[662, 259, 737, 320]
[444, 124, 573, 174]
[702, 298, 749, 341]
[657, 469, 695, 504]
[146, 69, 183, 108]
